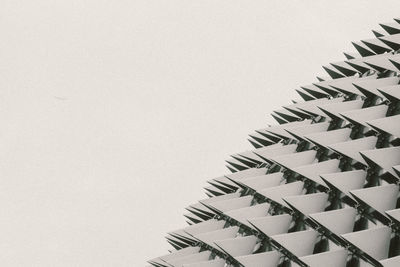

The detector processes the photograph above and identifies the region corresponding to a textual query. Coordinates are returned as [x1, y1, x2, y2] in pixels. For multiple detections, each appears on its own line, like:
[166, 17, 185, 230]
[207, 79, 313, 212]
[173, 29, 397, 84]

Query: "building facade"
[149, 19, 400, 267]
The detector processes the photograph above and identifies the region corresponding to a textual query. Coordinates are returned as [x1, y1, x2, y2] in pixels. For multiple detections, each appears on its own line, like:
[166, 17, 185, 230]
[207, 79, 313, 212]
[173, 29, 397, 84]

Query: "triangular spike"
[284, 192, 329, 215]
[247, 214, 292, 236]
[380, 255, 400, 267]
[169, 229, 198, 242]
[328, 136, 377, 165]
[224, 203, 270, 227]
[226, 159, 248, 172]
[364, 53, 400, 72]
[314, 75, 360, 90]
[238, 172, 283, 191]
[237, 151, 264, 165]
[226, 164, 238, 173]
[258, 181, 305, 207]
[193, 226, 239, 249]
[182, 259, 226, 267]
[372, 30, 385, 38]
[377, 84, 400, 102]
[304, 128, 351, 147]
[235, 251, 280, 267]
[208, 180, 237, 194]
[360, 146, 400, 176]
[285, 122, 330, 141]
[184, 213, 204, 224]
[274, 109, 301, 122]
[186, 218, 202, 226]
[211, 176, 239, 190]
[393, 165, 400, 179]
[361, 39, 392, 54]
[340, 104, 388, 127]
[214, 235, 257, 257]
[262, 120, 312, 140]
[380, 22, 400, 35]
[186, 208, 214, 221]
[205, 195, 252, 213]
[271, 229, 318, 257]
[148, 257, 172, 267]
[283, 106, 313, 120]
[350, 184, 399, 214]
[200, 192, 241, 205]
[309, 207, 357, 235]
[313, 83, 341, 97]
[249, 134, 274, 146]
[345, 59, 373, 74]
[270, 150, 317, 170]
[299, 249, 348, 267]
[184, 219, 225, 236]
[352, 77, 399, 98]
[367, 114, 400, 138]
[204, 186, 224, 197]
[296, 89, 316, 101]
[344, 52, 356, 60]
[188, 202, 215, 216]
[330, 62, 359, 77]
[301, 85, 331, 99]
[378, 34, 400, 50]
[285, 98, 343, 118]
[225, 167, 268, 181]
[318, 99, 364, 121]
[255, 130, 282, 143]
[166, 251, 211, 266]
[292, 159, 340, 186]
[320, 170, 366, 197]
[271, 113, 288, 124]
[351, 41, 376, 57]
[165, 236, 191, 250]
[363, 61, 389, 73]
[323, 65, 346, 79]
[230, 155, 257, 168]
[248, 138, 263, 149]
[389, 58, 400, 71]
[253, 144, 297, 163]
[158, 246, 201, 262]
[386, 208, 400, 223]
[341, 226, 391, 260]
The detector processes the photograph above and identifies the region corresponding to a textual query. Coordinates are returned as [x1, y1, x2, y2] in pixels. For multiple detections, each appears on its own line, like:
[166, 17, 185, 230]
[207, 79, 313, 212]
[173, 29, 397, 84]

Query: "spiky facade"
[148, 19, 400, 267]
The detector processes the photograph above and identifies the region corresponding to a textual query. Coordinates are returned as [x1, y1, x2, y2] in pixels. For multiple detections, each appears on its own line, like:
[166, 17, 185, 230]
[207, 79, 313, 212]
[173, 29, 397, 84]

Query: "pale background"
[0, 1, 399, 266]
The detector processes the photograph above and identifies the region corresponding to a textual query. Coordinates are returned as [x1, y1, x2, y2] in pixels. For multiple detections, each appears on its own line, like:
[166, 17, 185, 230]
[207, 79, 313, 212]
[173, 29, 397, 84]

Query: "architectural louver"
[149, 18, 400, 267]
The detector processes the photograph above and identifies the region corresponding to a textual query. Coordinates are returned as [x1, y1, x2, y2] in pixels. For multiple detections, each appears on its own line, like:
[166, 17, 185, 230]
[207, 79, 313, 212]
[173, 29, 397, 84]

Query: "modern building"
[148, 19, 400, 267]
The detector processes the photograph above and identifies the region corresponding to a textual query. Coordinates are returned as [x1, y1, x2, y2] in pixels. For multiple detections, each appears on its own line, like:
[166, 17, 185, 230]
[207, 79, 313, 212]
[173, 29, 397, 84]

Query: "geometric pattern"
[148, 19, 400, 267]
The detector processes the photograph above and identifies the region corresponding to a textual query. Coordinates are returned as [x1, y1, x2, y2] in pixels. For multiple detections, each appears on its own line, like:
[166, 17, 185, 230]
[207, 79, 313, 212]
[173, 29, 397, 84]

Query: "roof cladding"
[149, 18, 400, 267]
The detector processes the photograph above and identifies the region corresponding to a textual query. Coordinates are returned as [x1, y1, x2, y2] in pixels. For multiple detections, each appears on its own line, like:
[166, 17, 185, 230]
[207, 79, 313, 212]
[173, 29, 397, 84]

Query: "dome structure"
[148, 19, 400, 267]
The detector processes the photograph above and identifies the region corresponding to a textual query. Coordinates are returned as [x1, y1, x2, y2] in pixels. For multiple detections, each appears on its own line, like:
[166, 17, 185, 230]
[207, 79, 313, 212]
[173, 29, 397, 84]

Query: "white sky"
[0, 1, 399, 266]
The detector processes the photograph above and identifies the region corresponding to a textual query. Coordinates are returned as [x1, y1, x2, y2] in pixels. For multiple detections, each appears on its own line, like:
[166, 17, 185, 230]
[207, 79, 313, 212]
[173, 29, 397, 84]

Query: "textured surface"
[149, 19, 400, 267]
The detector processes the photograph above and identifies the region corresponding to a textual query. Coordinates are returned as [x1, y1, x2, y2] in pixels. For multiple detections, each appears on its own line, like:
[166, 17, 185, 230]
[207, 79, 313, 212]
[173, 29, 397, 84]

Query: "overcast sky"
[1, 1, 399, 266]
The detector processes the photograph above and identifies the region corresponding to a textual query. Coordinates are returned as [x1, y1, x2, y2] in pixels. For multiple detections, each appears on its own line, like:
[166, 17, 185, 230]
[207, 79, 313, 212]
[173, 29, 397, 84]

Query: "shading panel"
[150, 17, 400, 267]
